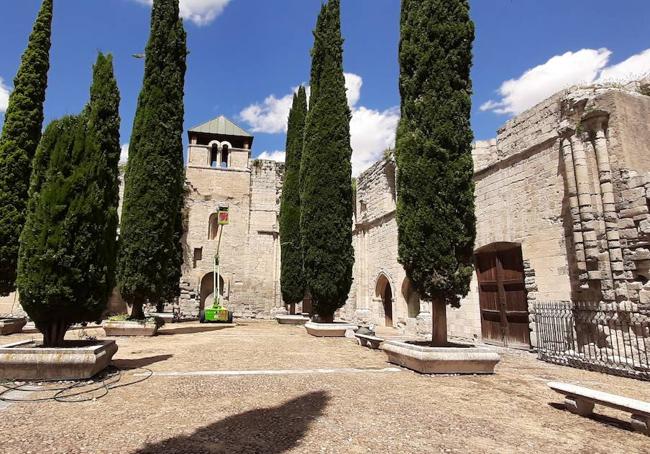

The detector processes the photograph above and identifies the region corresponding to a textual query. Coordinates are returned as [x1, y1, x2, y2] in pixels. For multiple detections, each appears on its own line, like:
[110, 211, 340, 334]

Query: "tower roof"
[188, 115, 253, 138]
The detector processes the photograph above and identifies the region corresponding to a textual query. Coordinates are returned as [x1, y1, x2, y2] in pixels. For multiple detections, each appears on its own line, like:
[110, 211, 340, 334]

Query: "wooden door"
[476, 245, 530, 349]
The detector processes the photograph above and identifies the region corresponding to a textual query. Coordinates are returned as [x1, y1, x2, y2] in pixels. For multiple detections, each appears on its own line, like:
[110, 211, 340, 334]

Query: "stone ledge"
[355, 333, 384, 349]
[103, 320, 158, 337]
[0, 317, 27, 335]
[276, 315, 310, 325]
[382, 341, 501, 375]
[305, 321, 359, 338]
[0, 340, 118, 380]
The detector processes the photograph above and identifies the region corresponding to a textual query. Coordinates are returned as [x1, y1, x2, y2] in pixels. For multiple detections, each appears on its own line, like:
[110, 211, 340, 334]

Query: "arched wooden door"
[475, 244, 530, 349]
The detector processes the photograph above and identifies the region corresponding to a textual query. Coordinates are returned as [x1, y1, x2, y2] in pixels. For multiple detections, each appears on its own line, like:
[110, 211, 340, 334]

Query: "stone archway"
[199, 272, 225, 312]
[375, 273, 394, 327]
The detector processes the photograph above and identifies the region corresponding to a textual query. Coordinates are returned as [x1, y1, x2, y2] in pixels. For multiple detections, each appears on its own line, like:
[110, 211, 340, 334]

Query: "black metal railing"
[533, 301, 650, 381]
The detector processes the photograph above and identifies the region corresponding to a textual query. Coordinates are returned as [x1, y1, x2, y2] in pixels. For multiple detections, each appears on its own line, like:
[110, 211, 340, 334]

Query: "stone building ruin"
[344, 78, 650, 351]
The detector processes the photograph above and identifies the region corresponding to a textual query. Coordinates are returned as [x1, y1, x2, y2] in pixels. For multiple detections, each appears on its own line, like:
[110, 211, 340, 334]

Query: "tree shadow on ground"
[548, 402, 633, 432]
[112, 354, 173, 369]
[133, 391, 330, 454]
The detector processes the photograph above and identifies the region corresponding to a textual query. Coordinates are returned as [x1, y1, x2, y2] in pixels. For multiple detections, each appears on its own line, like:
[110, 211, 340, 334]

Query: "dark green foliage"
[17, 53, 121, 348]
[117, 0, 187, 318]
[0, 0, 53, 296]
[300, 0, 354, 322]
[280, 87, 307, 308]
[396, 0, 476, 308]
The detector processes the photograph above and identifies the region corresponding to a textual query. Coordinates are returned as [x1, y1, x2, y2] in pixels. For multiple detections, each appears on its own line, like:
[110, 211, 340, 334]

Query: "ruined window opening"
[208, 213, 219, 240]
[193, 248, 203, 268]
[210, 145, 219, 168]
[221, 145, 229, 168]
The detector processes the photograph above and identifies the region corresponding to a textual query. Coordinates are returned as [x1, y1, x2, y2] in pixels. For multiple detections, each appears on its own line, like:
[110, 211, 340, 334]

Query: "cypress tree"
[117, 0, 187, 319]
[17, 53, 122, 347]
[0, 0, 53, 295]
[300, 0, 354, 323]
[280, 87, 307, 315]
[395, 0, 476, 346]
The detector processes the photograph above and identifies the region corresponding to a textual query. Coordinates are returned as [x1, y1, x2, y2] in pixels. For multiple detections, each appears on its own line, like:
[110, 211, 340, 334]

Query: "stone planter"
[276, 315, 310, 325]
[148, 312, 176, 324]
[0, 317, 27, 335]
[103, 320, 159, 337]
[305, 321, 358, 338]
[382, 341, 500, 375]
[355, 333, 384, 349]
[0, 339, 118, 380]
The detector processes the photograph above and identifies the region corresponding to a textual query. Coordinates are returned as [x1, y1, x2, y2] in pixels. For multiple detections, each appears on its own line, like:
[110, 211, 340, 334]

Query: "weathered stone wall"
[178, 157, 284, 319]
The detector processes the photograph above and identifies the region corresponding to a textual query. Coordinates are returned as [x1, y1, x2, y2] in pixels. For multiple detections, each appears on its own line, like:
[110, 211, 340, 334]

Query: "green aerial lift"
[200, 205, 233, 324]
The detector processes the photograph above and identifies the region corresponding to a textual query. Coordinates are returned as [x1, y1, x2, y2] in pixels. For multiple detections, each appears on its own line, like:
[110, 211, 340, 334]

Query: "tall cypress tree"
[0, 0, 53, 296]
[301, 0, 354, 323]
[396, 0, 476, 346]
[117, 0, 187, 319]
[17, 53, 122, 347]
[280, 87, 307, 315]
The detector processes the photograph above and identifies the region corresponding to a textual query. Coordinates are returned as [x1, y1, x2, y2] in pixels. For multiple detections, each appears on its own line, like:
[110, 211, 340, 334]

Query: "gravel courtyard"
[1, 320, 649, 453]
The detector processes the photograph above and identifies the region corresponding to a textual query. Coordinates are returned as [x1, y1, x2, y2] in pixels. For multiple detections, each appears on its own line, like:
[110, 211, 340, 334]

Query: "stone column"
[560, 133, 587, 276]
[588, 116, 624, 301]
[570, 133, 600, 265]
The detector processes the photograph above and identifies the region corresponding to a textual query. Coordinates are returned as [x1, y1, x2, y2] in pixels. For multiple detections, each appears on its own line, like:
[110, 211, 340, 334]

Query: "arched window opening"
[199, 272, 226, 312]
[221, 145, 229, 168]
[210, 144, 219, 168]
[401, 277, 420, 318]
[375, 274, 393, 327]
[208, 213, 219, 240]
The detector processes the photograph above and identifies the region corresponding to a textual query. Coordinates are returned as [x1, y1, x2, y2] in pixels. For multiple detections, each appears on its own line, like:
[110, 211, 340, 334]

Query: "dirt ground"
[1, 320, 649, 453]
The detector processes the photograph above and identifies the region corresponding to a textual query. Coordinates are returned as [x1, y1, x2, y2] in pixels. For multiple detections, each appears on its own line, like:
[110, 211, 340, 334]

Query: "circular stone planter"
[304, 321, 359, 338]
[0, 317, 27, 335]
[382, 341, 501, 375]
[103, 320, 159, 337]
[276, 315, 310, 325]
[0, 339, 118, 380]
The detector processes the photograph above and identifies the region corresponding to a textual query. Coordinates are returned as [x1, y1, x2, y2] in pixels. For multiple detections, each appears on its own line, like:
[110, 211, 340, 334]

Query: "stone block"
[0, 340, 117, 380]
[304, 321, 359, 338]
[103, 320, 158, 337]
[0, 317, 27, 336]
[382, 341, 501, 375]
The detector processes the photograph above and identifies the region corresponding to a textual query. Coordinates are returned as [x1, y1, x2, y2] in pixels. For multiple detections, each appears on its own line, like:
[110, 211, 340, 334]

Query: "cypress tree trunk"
[117, 0, 187, 319]
[280, 87, 307, 312]
[0, 0, 53, 296]
[300, 0, 354, 322]
[396, 0, 476, 346]
[17, 54, 121, 348]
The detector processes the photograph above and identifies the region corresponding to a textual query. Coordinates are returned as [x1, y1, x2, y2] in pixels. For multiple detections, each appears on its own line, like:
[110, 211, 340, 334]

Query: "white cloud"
[481, 49, 611, 115]
[598, 49, 650, 83]
[0, 77, 10, 113]
[351, 106, 399, 176]
[240, 93, 294, 134]
[345, 73, 363, 108]
[240, 73, 399, 176]
[120, 144, 129, 164]
[240, 73, 367, 135]
[134, 0, 231, 26]
[482, 48, 650, 116]
[257, 150, 286, 162]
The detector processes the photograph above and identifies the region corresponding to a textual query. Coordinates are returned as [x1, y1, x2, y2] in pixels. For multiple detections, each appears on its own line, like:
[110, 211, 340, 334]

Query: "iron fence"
[533, 301, 650, 381]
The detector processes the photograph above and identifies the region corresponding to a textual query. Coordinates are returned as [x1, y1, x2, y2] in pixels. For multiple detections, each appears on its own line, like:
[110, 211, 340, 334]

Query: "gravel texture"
[1, 320, 649, 453]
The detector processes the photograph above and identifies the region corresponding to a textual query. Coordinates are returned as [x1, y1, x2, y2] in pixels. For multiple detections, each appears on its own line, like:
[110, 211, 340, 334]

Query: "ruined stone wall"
[178, 159, 284, 319]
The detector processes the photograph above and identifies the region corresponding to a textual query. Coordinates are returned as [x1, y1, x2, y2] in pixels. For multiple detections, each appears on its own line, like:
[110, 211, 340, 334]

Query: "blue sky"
[1, 0, 649, 175]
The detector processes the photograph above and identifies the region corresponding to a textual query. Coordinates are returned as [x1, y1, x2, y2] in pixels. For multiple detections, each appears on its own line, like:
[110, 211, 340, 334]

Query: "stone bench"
[355, 333, 384, 349]
[548, 381, 650, 436]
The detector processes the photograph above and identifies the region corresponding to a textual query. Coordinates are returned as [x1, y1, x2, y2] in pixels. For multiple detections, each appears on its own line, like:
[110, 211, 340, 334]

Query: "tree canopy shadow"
[112, 354, 173, 369]
[133, 391, 330, 454]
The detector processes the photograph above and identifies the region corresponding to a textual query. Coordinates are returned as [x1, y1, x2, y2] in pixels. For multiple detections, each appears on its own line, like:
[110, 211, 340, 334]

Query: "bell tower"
[187, 116, 254, 171]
